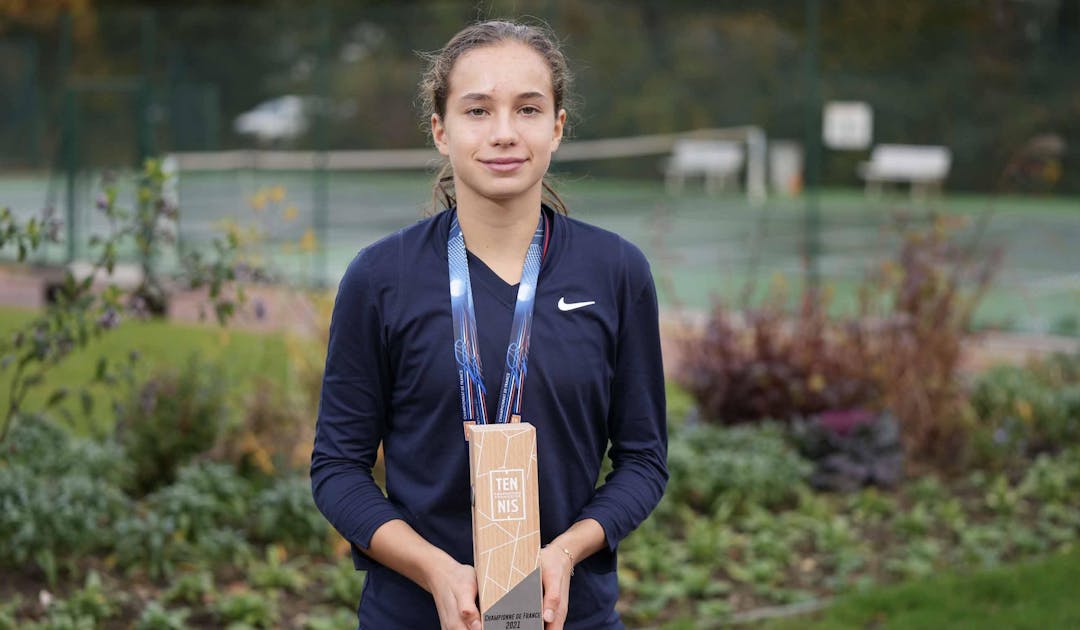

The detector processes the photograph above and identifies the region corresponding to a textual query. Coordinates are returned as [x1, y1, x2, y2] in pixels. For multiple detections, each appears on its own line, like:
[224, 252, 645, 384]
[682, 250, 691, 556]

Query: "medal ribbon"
[448, 211, 544, 425]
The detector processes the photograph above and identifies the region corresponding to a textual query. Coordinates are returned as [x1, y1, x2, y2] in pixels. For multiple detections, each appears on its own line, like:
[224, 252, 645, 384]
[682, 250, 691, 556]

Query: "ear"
[550, 109, 566, 152]
[432, 113, 450, 157]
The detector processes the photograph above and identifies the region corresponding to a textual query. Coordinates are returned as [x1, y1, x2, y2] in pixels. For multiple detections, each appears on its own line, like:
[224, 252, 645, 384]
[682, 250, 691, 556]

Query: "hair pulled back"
[419, 20, 573, 214]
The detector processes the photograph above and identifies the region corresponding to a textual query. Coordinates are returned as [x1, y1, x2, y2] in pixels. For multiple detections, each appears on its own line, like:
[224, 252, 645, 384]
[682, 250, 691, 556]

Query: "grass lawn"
[0, 305, 294, 436]
[760, 547, 1080, 629]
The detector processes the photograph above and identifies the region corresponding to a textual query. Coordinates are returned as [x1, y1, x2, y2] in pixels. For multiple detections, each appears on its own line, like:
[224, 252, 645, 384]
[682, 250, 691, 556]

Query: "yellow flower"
[268, 185, 287, 203]
[1044, 161, 1062, 184]
[268, 544, 287, 564]
[770, 271, 788, 292]
[1015, 399, 1034, 424]
[249, 190, 268, 211]
[283, 205, 299, 222]
[299, 228, 318, 253]
[250, 444, 274, 475]
[331, 534, 351, 556]
[213, 218, 233, 233]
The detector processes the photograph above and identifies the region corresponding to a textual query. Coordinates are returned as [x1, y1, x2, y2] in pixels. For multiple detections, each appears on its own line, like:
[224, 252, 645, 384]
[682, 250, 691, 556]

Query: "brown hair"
[419, 20, 573, 214]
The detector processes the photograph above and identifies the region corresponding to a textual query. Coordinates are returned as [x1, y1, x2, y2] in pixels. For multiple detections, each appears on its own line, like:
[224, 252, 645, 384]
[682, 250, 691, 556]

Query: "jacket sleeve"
[577, 245, 669, 556]
[310, 251, 403, 564]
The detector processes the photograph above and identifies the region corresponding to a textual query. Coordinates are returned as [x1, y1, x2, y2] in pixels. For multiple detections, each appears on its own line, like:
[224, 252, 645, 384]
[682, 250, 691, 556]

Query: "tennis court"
[2, 168, 1077, 335]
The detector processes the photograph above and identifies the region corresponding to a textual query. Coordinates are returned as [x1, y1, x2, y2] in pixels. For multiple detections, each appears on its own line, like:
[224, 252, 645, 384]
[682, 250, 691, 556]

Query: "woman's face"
[432, 41, 566, 208]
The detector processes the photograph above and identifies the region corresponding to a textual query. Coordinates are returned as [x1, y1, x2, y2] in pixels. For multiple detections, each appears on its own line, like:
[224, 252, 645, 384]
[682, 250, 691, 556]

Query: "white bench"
[67, 261, 145, 291]
[857, 144, 952, 199]
[664, 139, 745, 195]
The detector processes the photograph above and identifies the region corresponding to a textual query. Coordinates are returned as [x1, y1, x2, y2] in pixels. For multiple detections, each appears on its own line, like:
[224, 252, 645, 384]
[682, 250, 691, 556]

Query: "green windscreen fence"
[1, 1, 1078, 332]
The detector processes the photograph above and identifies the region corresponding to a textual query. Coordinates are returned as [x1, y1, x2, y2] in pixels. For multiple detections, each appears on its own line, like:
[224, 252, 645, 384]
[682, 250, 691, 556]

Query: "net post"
[745, 126, 768, 206]
[59, 11, 77, 265]
[802, 0, 823, 294]
[138, 9, 157, 166]
[312, 4, 332, 288]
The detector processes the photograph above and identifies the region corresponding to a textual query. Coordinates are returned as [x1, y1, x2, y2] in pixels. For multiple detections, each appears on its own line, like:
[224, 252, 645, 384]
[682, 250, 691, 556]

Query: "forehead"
[447, 41, 553, 99]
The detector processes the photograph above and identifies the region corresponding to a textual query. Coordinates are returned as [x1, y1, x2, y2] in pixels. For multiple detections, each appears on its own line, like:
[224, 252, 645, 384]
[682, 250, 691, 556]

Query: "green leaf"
[81, 389, 94, 416]
[215, 300, 235, 325]
[46, 387, 70, 408]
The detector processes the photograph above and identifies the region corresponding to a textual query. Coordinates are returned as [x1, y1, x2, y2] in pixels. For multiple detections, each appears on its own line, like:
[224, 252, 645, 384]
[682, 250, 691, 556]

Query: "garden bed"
[2, 379, 1078, 629]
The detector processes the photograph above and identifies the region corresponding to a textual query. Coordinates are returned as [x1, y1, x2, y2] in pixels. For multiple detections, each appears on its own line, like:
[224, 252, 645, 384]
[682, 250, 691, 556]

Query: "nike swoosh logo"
[558, 297, 596, 312]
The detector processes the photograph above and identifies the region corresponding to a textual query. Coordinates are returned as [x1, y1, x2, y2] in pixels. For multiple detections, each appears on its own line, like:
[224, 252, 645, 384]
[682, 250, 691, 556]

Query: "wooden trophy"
[466, 420, 543, 630]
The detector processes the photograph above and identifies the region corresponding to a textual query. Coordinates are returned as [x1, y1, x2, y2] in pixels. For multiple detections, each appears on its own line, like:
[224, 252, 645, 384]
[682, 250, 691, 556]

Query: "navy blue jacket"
[311, 207, 668, 629]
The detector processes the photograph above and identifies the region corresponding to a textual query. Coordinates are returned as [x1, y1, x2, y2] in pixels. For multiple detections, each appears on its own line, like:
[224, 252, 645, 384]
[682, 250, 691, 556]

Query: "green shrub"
[24, 612, 97, 630]
[135, 601, 190, 630]
[0, 596, 20, 630]
[214, 589, 279, 629]
[28, 572, 124, 629]
[303, 607, 358, 630]
[663, 422, 811, 516]
[2, 414, 129, 485]
[162, 569, 215, 606]
[251, 476, 332, 553]
[147, 461, 251, 543]
[116, 356, 230, 494]
[249, 545, 309, 593]
[0, 418, 133, 584]
[1029, 350, 1080, 386]
[193, 527, 255, 568]
[0, 464, 129, 584]
[321, 558, 366, 607]
[113, 509, 189, 580]
[114, 461, 255, 574]
[971, 363, 1080, 461]
[1019, 450, 1080, 504]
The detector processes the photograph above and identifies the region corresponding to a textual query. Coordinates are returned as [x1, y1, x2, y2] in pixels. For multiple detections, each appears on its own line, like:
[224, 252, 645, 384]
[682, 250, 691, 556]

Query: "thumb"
[542, 583, 562, 623]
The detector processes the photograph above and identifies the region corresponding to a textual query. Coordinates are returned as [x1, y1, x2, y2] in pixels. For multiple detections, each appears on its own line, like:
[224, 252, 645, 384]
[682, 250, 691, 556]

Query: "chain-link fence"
[3, 2, 1077, 183]
[1, 1, 1078, 330]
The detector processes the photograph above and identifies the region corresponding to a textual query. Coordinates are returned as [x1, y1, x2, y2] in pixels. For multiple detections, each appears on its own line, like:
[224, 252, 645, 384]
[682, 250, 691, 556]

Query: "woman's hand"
[539, 545, 573, 630]
[426, 557, 482, 630]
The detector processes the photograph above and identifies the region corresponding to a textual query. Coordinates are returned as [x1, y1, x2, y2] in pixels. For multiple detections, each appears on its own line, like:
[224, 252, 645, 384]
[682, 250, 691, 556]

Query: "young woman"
[311, 20, 667, 630]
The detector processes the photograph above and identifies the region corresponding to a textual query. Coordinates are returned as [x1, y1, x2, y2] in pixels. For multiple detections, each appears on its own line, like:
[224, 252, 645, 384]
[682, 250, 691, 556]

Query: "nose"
[489, 111, 518, 146]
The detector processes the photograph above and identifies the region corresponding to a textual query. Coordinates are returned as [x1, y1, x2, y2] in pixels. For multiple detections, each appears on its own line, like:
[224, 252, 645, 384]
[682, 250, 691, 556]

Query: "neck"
[455, 189, 543, 284]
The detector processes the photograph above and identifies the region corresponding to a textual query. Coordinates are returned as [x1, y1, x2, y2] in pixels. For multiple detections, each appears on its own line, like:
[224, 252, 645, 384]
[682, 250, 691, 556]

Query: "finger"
[541, 578, 562, 624]
[544, 607, 565, 630]
[544, 590, 568, 630]
[457, 594, 481, 630]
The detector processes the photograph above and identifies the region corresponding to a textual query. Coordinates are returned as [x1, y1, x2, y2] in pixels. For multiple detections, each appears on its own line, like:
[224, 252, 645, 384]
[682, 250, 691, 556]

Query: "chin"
[474, 183, 544, 204]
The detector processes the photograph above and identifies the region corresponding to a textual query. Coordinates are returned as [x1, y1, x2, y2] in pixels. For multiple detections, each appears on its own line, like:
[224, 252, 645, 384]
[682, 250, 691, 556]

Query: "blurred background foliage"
[1, 0, 1078, 191]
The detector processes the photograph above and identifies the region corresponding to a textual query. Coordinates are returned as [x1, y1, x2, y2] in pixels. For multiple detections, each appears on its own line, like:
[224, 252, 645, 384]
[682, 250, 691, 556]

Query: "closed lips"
[481, 157, 526, 171]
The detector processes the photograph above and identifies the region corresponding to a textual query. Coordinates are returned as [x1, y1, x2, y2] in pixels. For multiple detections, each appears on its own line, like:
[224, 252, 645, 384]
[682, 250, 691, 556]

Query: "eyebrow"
[458, 91, 548, 102]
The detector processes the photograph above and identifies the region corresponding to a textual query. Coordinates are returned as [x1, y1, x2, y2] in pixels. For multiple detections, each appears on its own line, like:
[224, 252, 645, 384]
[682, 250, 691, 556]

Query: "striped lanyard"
[448, 211, 545, 426]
